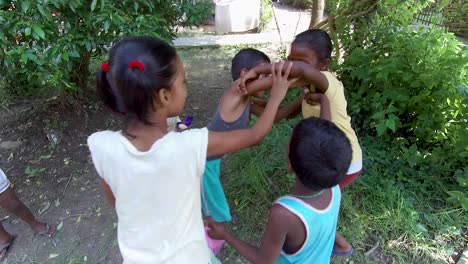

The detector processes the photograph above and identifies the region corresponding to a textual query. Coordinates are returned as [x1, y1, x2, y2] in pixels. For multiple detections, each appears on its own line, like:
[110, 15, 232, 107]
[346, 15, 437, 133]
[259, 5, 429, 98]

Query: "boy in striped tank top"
[207, 100, 352, 263]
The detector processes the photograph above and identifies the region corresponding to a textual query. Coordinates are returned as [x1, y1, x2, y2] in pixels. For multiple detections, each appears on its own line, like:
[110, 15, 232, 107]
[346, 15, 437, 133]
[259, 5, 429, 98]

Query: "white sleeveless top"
[88, 128, 210, 264]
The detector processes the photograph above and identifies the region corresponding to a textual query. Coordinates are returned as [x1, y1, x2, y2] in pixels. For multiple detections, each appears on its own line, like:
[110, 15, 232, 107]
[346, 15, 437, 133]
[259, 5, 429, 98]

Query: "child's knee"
[0, 189, 25, 214]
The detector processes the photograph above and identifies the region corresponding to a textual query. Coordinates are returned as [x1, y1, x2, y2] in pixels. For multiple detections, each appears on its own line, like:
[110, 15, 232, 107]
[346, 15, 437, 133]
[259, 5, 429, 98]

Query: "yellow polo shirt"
[302, 71, 362, 166]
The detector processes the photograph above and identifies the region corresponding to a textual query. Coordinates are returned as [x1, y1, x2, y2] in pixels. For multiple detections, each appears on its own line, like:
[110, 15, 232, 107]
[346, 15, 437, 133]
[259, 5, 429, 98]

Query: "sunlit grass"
[220, 118, 467, 264]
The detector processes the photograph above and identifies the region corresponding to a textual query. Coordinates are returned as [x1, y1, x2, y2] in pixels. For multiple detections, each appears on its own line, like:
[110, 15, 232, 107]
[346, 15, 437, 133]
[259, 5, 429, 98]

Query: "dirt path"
[0, 45, 281, 263]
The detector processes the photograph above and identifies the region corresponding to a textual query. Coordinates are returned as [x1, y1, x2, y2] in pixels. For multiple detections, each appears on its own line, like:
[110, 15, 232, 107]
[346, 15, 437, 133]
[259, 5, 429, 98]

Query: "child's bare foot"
[0, 234, 15, 261]
[332, 243, 353, 256]
[32, 223, 57, 238]
[333, 232, 353, 256]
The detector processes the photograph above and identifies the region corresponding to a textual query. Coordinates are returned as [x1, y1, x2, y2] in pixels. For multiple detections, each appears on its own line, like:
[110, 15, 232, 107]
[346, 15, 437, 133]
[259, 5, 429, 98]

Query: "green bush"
[341, 27, 467, 147]
[328, 0, 468, 222]
[259, 0, 273, 31]
[328, 1, 467, 146]
[177, 0, 214, 27]
[0, 0, 212, 101]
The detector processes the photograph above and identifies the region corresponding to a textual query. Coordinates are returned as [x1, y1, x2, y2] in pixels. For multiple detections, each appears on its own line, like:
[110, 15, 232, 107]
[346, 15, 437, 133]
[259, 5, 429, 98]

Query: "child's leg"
[339, 170, 362, 190]
[201, 159, 232, 222]
[333, 232, 353, 255]
[0, 222, 14, 259]
[0, 223, 13, 245]
[334, 165, 362, 255]
[339, 159, 363, 189]
[0, 186, 55, 236]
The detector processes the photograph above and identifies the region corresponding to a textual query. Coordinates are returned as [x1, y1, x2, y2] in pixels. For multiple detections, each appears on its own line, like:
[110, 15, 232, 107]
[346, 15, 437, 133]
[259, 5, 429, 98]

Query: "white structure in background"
[215, 0, 261, 34]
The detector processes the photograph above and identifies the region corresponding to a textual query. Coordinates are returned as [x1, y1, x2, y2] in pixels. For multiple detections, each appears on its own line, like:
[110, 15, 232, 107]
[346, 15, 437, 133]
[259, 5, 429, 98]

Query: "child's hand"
[239, 69, 259, 95]
[304, 92, 326, 105]
[299, 87, 310, 101]
[269, 61, 298, 104]
[304, 92, 331, 120]
[207, 218, 227, 240]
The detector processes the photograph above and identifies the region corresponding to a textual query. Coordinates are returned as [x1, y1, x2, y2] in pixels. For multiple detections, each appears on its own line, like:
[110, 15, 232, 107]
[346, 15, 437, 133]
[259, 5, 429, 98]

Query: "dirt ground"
[0, 45, 282, 263]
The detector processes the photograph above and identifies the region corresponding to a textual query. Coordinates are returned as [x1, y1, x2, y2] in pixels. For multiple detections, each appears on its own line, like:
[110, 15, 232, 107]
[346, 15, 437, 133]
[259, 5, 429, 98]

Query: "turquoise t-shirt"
[275, 185, 341, 264]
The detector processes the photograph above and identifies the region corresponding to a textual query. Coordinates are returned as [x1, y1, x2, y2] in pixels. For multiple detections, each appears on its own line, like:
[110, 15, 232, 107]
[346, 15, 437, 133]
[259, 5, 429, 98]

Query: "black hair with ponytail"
[96, 36, 178, 124]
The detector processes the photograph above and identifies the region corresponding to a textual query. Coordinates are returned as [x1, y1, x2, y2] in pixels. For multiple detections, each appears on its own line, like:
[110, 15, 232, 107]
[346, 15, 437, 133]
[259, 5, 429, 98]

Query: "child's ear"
[157, 88, 171, 107]
[239, 68, 249, 78]
[320, 58, 331, 71]
[287, 161, 294, 174]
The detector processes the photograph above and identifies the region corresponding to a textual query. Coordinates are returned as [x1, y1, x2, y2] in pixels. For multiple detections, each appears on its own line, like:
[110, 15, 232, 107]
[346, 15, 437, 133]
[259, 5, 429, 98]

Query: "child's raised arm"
[241, 61, 329, 94]
[207, 62, 297, 158]
[304, 92, 331, 121]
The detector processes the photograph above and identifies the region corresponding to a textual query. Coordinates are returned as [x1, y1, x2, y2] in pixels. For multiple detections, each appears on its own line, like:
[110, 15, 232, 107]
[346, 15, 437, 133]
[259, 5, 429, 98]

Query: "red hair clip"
[100, 63, 109, 72]
[128, 60, 145, 72]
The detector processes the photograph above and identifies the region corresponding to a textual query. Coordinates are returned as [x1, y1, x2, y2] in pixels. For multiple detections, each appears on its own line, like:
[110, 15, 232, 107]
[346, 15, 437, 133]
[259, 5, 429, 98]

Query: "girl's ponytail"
[97, 36, 178, 124]
[96, 66, 125, 114]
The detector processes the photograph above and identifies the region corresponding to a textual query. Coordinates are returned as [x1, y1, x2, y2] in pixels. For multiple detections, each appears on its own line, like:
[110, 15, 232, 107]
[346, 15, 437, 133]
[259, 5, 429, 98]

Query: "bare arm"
[282, 98, 303, 120]
[251, 97, 303, 122]
[304, 93, 331, 121]
[242, 61, 329, 94]
[99, 178, 115, 208]
[251, 97, 267, 107]
[207, 62, 296, 158]
[244, 76, 273, 96]
[208, 204, 290, 264]
[250, 101, 266, 117]
[243, 74, 305, 96]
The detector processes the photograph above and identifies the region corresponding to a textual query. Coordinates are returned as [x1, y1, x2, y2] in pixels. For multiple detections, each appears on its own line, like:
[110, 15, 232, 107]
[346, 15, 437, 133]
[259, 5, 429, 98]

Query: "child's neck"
[124, 116, 168, 152]
[290, 180, 323, 197]
[291, 183, 319, 195]
[290, 180, 332, 210]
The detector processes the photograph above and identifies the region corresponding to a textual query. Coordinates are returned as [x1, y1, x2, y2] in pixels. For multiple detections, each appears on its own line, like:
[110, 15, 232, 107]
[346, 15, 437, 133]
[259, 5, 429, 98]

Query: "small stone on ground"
[0, 140, 22, 150]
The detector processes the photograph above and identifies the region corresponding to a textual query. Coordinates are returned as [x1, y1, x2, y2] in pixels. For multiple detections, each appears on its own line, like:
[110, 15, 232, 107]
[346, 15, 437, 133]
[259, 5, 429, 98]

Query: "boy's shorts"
[339, 159, 363, 189]
[0, 169, 11, 194]
[209, 251, 221, 264]
[201, 159, 232, 222]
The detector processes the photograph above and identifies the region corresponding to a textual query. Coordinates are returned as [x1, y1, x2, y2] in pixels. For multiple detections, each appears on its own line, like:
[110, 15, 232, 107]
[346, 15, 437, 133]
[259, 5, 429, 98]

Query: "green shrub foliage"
[0, 0, 213, 97]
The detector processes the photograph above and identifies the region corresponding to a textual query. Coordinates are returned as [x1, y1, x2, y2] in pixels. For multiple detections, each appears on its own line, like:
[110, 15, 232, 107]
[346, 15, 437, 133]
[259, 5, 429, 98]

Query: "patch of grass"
[222, 118, 467, 263]
[24, 167, 47, 178]
[46, 118, 69, 132]
[177, 44, 286, 60]
[66, 256, 88, 264]
[0, 82, 13, 105]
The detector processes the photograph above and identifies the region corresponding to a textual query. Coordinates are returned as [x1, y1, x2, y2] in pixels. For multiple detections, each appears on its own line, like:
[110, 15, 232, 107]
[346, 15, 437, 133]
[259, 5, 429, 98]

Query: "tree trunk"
[310, 0, 325, 28]
[70, 51, 91, 91]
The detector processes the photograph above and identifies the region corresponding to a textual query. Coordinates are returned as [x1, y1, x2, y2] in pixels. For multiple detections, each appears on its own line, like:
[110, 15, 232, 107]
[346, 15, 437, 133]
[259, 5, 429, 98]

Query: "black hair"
[289, 117, 352, 190]
[231, 48, 270, 80]
[292, 29, 332, 61]
[96, 36, 178, 124]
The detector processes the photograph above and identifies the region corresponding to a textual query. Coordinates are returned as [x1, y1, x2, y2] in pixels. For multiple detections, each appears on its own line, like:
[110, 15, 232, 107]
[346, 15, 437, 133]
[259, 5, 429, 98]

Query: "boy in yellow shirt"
[240, 29, 362, 256]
